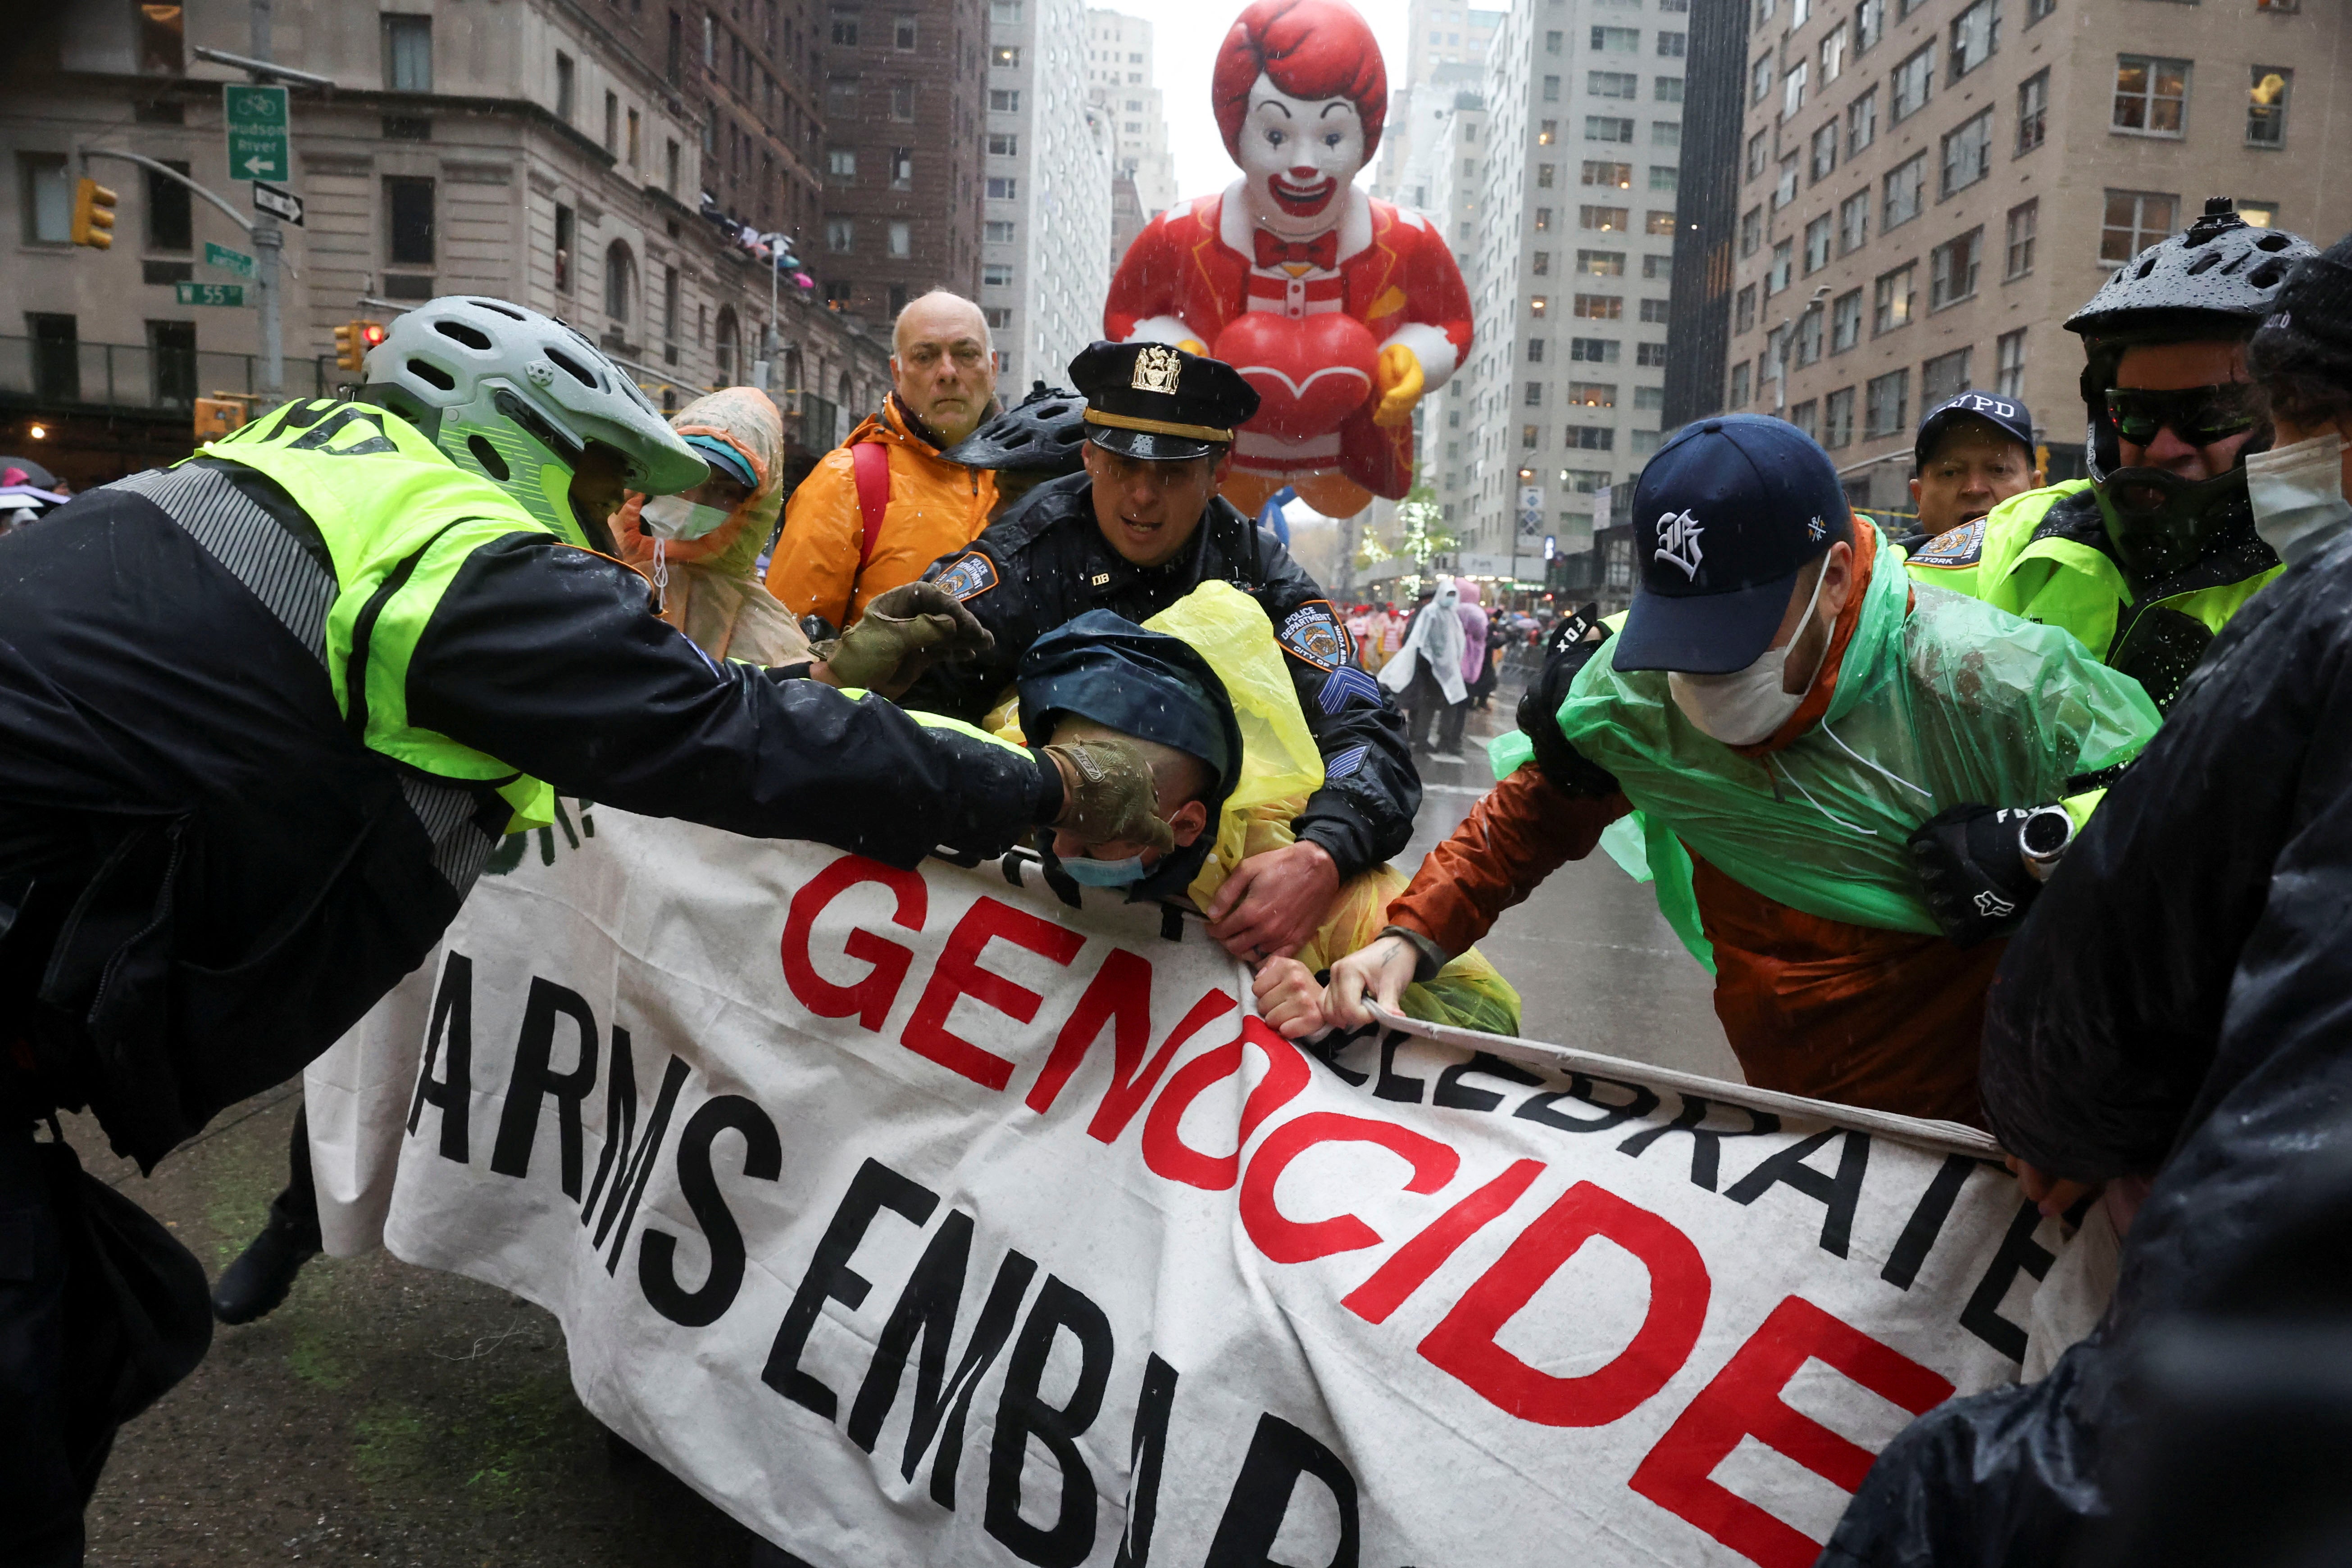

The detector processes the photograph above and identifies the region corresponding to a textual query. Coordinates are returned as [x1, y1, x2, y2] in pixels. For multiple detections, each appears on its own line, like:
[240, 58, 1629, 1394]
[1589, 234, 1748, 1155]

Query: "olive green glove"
[815, 582, 994, 698]
[1039, 737, 1175, 854]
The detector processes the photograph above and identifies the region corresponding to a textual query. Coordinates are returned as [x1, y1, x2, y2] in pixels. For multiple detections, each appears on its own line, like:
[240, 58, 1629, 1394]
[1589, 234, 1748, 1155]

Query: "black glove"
[1515, 602, 1622, 800]
[1906, 804, 2045, 945]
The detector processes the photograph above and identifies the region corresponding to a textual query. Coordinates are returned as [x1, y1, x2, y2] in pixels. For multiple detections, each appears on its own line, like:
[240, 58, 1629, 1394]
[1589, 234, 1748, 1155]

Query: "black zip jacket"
[905, 472, 1419, 879]
[0, 464, 1055, 1168]
[1822, 532, 2352, 1564]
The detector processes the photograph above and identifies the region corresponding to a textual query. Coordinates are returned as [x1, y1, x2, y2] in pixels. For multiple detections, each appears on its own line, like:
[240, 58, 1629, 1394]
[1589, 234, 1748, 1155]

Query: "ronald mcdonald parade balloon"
[1102, 0, 1473, 518]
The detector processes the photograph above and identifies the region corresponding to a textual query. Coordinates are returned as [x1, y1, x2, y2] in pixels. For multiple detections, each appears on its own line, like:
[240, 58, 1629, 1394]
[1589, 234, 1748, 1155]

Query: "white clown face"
[1235, 73, 1366, 237]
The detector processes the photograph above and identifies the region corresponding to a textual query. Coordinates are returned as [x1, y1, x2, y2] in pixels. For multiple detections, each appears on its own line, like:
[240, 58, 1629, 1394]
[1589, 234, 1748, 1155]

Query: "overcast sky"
[1112, 0, 1417, 198]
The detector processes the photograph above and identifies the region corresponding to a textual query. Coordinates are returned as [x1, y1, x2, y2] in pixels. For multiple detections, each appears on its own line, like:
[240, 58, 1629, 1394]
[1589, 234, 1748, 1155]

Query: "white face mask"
[639, 494, 734, 541]
[2246, 431, 2352, 566]
[1667, 564, 1830, 746]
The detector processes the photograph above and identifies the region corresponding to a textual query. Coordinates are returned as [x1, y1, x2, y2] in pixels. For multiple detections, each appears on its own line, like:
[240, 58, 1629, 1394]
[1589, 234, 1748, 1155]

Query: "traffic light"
[69, 178, 117, 249]
[334, 318, 388, 373]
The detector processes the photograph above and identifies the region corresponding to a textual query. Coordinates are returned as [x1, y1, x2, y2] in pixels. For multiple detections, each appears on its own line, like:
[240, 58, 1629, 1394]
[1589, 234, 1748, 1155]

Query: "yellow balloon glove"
[1177, 339, 1209, 357]
[1373, 344, 1424, 428]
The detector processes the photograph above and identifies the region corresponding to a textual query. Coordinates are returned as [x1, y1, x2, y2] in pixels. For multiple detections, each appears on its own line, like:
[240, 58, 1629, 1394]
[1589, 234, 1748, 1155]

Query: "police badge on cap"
[1068, 341, 1262, 462]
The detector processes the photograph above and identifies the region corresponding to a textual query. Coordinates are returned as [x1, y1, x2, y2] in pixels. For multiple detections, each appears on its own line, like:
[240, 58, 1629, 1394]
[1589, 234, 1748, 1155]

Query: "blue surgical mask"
[1060, 852, 1151, 886]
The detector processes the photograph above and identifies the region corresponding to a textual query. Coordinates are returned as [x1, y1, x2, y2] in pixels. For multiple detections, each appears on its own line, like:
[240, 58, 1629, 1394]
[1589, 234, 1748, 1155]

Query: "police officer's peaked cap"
[1069, 340, 1260, 462]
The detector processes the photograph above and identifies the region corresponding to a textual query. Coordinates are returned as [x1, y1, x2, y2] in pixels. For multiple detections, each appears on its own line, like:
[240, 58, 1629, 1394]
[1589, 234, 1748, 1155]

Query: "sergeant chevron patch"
[1324, 744, 1368, 780]
[1318, 665, 1383, 714]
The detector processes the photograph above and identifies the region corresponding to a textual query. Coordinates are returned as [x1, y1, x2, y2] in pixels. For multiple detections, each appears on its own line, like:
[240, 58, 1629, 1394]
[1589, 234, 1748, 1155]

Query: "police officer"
[1899, 200, 2320, 712]
[910, 341, 1420, 963]
[0, 296, 1162, 1564]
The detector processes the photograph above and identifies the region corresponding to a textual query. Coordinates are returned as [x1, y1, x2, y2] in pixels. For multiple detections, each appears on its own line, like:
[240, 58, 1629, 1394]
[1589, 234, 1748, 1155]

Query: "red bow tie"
[1252, 228, 1340, 271]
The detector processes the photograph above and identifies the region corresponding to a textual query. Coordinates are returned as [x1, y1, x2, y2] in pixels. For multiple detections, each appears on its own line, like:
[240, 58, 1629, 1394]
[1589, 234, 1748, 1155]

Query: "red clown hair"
[1211, 0, 1388, 164]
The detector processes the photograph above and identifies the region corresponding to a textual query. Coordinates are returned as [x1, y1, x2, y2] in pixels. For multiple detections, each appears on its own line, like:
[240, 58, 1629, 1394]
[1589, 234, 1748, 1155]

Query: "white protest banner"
[381, 808, 2066, 1568]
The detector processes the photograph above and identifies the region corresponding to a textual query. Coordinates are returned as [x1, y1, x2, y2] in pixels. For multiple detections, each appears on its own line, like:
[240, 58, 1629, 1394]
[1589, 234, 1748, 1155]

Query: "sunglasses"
[2105, 385, 2259, 450]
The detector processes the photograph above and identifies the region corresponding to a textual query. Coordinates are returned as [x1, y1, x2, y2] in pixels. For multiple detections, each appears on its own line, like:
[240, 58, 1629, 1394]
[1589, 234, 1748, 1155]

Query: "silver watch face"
[2019, 808, 2073, 859]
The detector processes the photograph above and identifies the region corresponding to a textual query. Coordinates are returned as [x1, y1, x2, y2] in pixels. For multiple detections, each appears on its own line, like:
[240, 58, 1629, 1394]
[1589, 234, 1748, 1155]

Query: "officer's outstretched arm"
[404, 536, 1077, 866]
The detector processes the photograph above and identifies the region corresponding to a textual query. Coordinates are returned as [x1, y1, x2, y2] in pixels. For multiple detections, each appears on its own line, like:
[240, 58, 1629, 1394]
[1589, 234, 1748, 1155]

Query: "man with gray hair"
[766, 289, 1002, 630]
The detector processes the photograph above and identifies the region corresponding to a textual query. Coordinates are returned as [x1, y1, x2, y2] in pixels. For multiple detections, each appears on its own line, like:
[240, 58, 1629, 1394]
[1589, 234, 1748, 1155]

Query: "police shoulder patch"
[1907, 517, 1986, 569]
[935, 550, 999, 602]
[1276, 600, 1349, 670]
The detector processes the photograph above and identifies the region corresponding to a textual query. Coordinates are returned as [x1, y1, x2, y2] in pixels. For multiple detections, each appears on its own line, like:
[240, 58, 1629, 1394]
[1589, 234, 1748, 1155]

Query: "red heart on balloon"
[1213, 312, 1379, 442]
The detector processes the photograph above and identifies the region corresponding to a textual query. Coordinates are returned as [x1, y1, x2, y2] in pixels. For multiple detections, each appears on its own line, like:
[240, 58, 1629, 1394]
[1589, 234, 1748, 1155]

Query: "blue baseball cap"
[1914, 391, 2034, 470]
[1611, 414, 1852, 675]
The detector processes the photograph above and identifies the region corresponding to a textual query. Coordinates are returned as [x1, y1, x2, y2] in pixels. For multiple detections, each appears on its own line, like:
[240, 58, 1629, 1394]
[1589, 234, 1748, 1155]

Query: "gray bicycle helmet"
[360, 296, 707, 549]
[937, 381, 1089, 475]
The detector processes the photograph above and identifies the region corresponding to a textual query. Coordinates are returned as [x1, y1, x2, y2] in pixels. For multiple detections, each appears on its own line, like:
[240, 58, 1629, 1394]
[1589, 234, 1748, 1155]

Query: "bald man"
[766, 290, 1003, 630]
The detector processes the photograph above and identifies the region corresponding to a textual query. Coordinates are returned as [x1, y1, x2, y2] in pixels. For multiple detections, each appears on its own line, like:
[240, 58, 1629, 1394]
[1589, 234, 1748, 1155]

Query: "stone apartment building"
[2, 0, 891, 488]
[983, 0, 1115, 387]
[817, 0, 988, 322]
[1448, 0, 1691, 575]
[1714, 0, 2350, 515]
[1085, 9, 1176, 263]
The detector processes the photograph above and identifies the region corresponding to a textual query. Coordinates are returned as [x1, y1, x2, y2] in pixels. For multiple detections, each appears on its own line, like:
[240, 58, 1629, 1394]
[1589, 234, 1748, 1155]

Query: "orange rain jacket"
[764, 394, 996, 629]
[1386, 537, 2000, 1127]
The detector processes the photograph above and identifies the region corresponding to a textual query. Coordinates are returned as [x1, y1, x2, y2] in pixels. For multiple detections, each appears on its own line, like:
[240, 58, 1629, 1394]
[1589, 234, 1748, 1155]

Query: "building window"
[1795, 308, 1824, 368]
[1804, 214, 1832, 273]
[992, 44, 1019, 66]
[1831, 288, 1862, 352]
[1811, 123, 1838, 183]
[1922, 346, 1972, 404]
[148, 320, 196, 409]
[144, 159, 192, 252]
[1729, 361, 1752, 408]
[2016, 69, 2049, 153]
[1774, 153, 1799, 209]
[1752, 54, 1774, 105]
[1873, 262, 1916, 333]
[1768, 238, 1792, 294]
[1580, 205, 1629, 232]
[1746, 129, 1767, 182]
[1864, 368, 1910, 437]
[1563, 469, 1612, 493]
[1539, 119, 1558, 145]
[1646, 209, 1675, 236]
[1566, 427, 1615, 451]
[1948, 0, 1997, 80]
[2248, 68, 2291, 147]
[1883, 153, 1924, 231]
[1534, 250, 1554, 276]
[603, 239, 634, 324]
[1544, 75, 1562, 102]
[1583, 160, 1632, 188]
[384, 14, 432, 92]
[989, 88, 1020, 111]
[1579, 249, 1625, 278]
[992, 0, 1021, 20]
[1857, 0, 1884, 51]
[1893, 43, 1935, 122]
[1847, 87, 1879, 155]
[827, 147, 857, 181]
[889, 81, 914, 120]
[1570, 338, 1621, 363]
[1574, 294, 1624, 320]
[826, 218, 854, 253]
[1821, 21, 1849, 82]
[1587, 116, 1636, 143]
[1640, 298, 1670, 323]
[1789, 399, 1819, 442]
[985, 219, 1015, 243]
[1839, 191, 1870, 254]
[2100, 190, 2177, 264]
[1535, 210, 1553, 234]
[890, 147, 914, 190]
[1658, 30, 1687, 56]
[1823, 386, 1855, 447]
[385, 176, 434, 266]
[1592, 25, 1640, 50]
[555, 52, 575, 121]
[830, 9, 859, 44]
[1655, 77, 1685, 104]
[1995, 329, 2026, 397]
[987, 133, 1017, 157]
[1524, 381, 1546, 406]
[1547, 30, 1565, 54]
[887, 220, 911, 258]
[896, 14, 919, 48]
[2005, 199, 2038, 278]
[1523, 423, 1543, 450]
[1529, 338, 1548, 363]
[1783, 60, 1809, 119]
[1735, 283, 1756, 334]
[2237, 201, 2281, 229]
[553, 204, 574, 293]
[1538, 164, 1557, 190]
[1643, 254, 1673, 280]
[2113, 56, 2189, 137]
[1570, 382, 1617, 407]
[2027, 0, 2054, 20]
[1590, 70, 1639, 99]
[1940, 110, 1992, 198]
[987, 176, 1017, 200]
[979, 263, 1013, 288]
[1739, 205, 1762, 257]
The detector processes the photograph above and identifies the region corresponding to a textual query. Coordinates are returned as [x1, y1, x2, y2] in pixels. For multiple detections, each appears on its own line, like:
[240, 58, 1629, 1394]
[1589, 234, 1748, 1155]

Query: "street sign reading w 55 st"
[223, 83, 290, 183]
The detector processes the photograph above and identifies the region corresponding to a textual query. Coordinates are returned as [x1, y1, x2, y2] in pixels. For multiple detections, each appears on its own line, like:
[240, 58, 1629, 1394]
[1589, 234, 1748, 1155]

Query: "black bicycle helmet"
[938, 381, 1089, 475]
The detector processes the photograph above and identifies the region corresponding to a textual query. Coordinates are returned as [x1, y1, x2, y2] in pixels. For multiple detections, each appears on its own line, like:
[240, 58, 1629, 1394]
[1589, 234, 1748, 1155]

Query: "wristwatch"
[2015, 805, 2075, 883]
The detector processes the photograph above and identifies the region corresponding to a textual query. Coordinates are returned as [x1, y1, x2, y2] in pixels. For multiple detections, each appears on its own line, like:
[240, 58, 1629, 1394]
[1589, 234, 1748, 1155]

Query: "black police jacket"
[1820, 535, 2352, 1565]
[906, 472, 1420, 879]
[0, 465, 1054, 1170]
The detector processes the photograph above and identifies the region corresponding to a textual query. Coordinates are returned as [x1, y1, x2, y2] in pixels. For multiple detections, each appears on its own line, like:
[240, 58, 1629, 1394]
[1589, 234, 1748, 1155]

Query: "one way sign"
[251, 181, 304, 227]
[223, 83, 289, 183]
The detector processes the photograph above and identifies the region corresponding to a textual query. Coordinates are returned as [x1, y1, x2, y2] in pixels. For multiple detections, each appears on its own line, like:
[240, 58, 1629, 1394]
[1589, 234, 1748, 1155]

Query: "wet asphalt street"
[75, 679, 1732, 1567]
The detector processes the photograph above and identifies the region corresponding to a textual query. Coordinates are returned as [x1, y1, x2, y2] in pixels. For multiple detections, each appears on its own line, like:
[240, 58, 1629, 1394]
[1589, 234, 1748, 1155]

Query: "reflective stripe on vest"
[180, 399, 556, 830]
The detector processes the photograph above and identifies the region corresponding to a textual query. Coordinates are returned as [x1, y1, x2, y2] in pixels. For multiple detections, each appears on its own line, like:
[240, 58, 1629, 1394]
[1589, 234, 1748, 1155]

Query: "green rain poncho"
[1490, 531, 2162, 968]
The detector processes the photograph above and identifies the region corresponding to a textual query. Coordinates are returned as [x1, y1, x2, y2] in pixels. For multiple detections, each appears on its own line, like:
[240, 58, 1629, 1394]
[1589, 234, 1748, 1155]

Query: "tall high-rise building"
[819, 0, 990, 323]
[1374, 0, 1505, 205]
[1704, 0, 2351, 514]
[1085, 10, 1178, 260]
[1451, 0, 1688, 572]
[1405, 93, 1490, 548]
[985, 0, 1117, 388]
